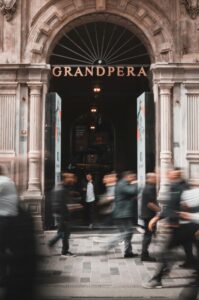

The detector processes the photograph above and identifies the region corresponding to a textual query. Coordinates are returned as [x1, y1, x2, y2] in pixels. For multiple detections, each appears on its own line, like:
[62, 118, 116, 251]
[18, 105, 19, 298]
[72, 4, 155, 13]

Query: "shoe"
[89, 224, 93, 230]
[124, 253, 138, 258]
[142, 279, 162, 289]
[60, 254, 68, 258]
[179, 261, 194, 269]
[136, 226, 145, 234]
[141, 255, 156, 262]
[189, 280, 199, 287]
[61, 251, 76, 257]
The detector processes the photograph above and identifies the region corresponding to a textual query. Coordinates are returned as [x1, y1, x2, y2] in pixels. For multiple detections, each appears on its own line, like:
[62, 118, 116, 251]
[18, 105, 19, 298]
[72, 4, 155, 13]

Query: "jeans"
[107, 218, 133, 255]
[153, 224, 199, 282]
[141, 218, 155, 257]
[49, 216, 70, 254]
[85, 202, 95, 225]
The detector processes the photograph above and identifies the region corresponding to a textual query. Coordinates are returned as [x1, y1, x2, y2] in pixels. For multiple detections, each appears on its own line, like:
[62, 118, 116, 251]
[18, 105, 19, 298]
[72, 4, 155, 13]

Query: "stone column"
[159, 83, 173, 201]
[27, 82, 42, 198]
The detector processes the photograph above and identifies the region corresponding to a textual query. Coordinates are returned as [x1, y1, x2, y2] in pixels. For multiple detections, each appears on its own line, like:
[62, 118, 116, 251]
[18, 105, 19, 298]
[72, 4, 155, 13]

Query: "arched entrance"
[44, 20, 155, 229]
[22, 2, 175, 229]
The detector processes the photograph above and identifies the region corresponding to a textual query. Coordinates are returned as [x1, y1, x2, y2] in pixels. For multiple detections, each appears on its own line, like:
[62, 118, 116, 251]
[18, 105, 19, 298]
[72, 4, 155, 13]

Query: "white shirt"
[181, 188, 199, 208]
[86, 181, 95, 203]
[180, 188, 199, 224]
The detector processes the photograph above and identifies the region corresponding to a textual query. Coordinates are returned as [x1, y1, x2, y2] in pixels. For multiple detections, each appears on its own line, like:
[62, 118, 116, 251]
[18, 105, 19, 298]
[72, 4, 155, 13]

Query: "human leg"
[141, 219, 154, 259]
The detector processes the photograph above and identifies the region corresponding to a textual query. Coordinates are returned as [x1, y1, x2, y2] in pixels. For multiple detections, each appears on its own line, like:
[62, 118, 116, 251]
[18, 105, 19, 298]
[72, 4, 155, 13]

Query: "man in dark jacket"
[48, 172, 77, 256]
[106, 171, 138, 258]
[141, 173, 160, 261]
[143, 168, 194, 288]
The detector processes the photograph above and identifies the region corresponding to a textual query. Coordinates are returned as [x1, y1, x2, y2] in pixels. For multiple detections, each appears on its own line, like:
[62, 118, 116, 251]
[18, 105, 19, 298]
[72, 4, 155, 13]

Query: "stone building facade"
[0, 0, 199, 229]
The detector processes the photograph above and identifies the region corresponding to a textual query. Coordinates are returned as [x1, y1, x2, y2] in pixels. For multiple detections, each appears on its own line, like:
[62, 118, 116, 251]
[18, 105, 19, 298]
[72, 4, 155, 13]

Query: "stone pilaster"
[27, 82, 43, 198]
[0, 82, 18, 179]
[159, 83, 173, 201]
[185, 83, 199, 186]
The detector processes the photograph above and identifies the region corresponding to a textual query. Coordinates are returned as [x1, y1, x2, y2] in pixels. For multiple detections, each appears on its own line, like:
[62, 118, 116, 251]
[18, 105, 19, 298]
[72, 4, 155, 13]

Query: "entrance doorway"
[44, 21, 155, 229]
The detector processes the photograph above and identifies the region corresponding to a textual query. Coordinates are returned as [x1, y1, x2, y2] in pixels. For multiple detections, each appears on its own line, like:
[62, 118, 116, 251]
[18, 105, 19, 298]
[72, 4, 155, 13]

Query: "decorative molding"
[0, 0, 17, 21]
[181, 0, 199, 19]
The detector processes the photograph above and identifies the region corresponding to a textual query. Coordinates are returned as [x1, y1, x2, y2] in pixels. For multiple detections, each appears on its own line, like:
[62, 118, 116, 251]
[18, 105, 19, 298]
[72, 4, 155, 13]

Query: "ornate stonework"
[182, 0, 199, 19]
[0, 0, 17, 21]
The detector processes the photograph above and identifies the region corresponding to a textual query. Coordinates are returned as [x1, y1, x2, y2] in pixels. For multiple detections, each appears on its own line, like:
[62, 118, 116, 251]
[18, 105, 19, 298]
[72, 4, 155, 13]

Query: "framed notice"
[137, 93, 146, 225]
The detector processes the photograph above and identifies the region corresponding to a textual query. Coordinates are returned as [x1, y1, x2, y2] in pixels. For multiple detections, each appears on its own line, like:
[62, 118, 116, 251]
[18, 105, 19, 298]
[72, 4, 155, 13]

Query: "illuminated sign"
[51, 65, 149, 77]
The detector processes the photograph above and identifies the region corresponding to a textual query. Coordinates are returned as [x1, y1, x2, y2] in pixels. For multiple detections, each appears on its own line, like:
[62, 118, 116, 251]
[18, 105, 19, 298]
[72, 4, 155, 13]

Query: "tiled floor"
[36, 231, 196, 299]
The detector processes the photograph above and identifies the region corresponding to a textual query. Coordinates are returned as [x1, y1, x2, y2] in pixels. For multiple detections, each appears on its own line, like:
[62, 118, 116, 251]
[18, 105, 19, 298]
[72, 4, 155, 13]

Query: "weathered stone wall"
[0, 1, 199, 64]
[0, 0, 199, 228]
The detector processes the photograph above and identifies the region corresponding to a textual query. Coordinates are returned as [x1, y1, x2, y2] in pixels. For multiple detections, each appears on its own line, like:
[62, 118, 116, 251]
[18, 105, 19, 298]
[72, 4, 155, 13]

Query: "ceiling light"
[93, 87, 101, 93]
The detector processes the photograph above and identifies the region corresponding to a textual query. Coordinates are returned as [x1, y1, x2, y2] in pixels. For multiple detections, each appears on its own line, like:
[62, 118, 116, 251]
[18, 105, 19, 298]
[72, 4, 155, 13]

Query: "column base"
[20, 192, 44, 232]
[24, 189, 42, 199]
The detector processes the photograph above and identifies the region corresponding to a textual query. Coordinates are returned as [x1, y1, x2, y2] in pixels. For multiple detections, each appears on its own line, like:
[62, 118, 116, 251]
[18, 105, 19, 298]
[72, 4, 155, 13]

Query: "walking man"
[141, 172, 160, 261]
[106, 171, 138, 258]
[48, 172, 77, 256]
[143, 168, 194, 288]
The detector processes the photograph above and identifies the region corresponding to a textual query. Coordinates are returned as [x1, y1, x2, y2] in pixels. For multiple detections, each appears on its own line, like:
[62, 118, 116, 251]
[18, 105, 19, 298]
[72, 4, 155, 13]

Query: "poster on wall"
[55, 94, 62, 185]
[137, 92, 146, 225]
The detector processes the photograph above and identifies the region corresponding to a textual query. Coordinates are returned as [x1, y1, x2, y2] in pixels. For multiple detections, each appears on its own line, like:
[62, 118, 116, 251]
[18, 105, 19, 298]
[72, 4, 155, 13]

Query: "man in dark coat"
[143, 168, 194, 288]
[48, 172, 77, 256]
[141, 172, 160, 261]
[106, 171, 138, 258]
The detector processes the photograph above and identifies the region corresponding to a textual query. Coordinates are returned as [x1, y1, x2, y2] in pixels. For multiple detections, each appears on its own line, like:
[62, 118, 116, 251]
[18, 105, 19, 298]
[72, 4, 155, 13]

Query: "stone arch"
[24, 0, 175, 64]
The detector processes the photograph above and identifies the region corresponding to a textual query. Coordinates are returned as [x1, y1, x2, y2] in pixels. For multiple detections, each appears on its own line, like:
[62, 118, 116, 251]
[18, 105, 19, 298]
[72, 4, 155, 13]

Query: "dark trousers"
[0, 212, 36, 300]
[85, 202, 94, 225]
[49, 217, 70, 254]
[108, 218, 133, 255]
[182, 240, 195, 263]
[153, 223, 199, 282]
[141, 218, 155, 257]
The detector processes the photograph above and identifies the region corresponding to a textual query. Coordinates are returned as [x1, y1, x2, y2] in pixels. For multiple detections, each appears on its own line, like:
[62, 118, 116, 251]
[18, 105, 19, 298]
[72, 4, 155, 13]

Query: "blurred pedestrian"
[140, 172, 160, 261]
[48, 172, 77, 256]
[143, 168, 194, 288]
[105, 171, 138, 258]
[0, 164, 36, 300]
[177, 189, 199, 300]
[97, 172, 117, 226]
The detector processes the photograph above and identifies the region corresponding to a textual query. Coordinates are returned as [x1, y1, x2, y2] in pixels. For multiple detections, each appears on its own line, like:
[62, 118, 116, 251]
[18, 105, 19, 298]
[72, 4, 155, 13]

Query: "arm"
[122, 182, 137, 197]
[147, 202, 161, 212]
[148, 215, 160, 231]
[179, 212, 199, 224]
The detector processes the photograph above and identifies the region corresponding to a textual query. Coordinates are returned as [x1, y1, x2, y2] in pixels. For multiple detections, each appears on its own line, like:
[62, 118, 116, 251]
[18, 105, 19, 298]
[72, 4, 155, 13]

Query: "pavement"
[34, 229, 197, 300]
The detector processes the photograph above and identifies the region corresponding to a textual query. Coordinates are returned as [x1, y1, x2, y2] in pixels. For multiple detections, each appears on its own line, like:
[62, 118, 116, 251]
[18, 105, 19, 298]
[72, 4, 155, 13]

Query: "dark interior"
[44, 21, 155, 228]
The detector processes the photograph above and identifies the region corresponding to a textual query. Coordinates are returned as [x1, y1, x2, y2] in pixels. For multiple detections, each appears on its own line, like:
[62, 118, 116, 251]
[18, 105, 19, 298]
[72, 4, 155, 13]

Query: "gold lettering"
[96, 66, 106, 76]
[137, 66, 147, 77]
[74, 67, 84, 77]
[117, 67, 125, 77]
[52, 66, 62, 77]
[52, 65, 148, 77]
[85, 67, 94, 76]
[64, 67, 73, 76]
[127, 67, 136, 77]
[107, 66, 115, 76]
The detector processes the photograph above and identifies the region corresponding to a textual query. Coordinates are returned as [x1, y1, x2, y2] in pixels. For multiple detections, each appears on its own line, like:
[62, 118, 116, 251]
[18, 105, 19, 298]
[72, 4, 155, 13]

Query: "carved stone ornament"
[182, 0, 199, 19]
[0, 0, 17, 21]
